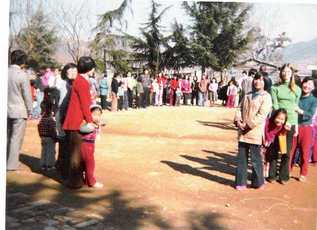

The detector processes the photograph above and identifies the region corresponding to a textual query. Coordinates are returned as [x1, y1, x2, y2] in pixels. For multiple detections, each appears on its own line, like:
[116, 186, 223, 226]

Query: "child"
[208, 78, 218, 106]
[262, 109, 288, 178]
[175, 87, 183, 106]
[117, 82, 124, 111]
[234, 72, 272, 190]
[152, 78, 159, 106]
[136, 77, 144, 109]
[80, 104, 104, 188]
[226, 80, 238, 108]
[38, 99, 57, 170]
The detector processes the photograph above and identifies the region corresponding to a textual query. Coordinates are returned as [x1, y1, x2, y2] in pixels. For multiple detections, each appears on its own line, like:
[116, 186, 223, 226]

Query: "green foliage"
[90, 34, 133, 74]
[95, 58, 106, 73]
[183, 2, 251, 72]
[163, 21, 193, 69]
[109, 49, 132, 74]
[16, 7, 58, 70]
[92, 0, 134, 74]
[131, 0, 171, 75]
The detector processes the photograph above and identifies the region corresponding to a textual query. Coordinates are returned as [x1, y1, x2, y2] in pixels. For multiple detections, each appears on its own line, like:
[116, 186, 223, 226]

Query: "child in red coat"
[263, 109, 287, 179]
[80, 104, 103, 188]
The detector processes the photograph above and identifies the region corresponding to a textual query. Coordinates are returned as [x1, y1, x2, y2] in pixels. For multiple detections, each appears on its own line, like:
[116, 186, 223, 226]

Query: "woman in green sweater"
[268, 63, 301, 184]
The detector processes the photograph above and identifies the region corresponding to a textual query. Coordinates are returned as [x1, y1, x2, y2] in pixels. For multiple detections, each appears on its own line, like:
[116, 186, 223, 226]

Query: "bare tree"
[9, 0, 31, 54]
[52, 1, 92, 63]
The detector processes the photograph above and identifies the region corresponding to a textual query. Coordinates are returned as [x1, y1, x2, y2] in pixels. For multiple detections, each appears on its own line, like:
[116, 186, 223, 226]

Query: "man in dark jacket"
[141, 69, 151, 108]
[111, 74, 119, 112]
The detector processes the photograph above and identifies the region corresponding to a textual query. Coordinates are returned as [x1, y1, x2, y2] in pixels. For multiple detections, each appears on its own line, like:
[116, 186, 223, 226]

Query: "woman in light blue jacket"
[99, 74, 109, 110]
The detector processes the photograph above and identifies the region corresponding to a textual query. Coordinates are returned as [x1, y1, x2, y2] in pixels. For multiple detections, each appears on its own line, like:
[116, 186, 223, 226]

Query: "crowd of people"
[91, 70, 247, 112]
[6, 49, 317, 191]
[7, 50, 103, 189]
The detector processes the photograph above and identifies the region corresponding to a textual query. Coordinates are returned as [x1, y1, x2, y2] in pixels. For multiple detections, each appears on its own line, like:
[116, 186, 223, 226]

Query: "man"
[7, 50, 33, 171]
[142, 69, 151, 108]
[240, 69, 256, 102]
[126, 72, 135, 108]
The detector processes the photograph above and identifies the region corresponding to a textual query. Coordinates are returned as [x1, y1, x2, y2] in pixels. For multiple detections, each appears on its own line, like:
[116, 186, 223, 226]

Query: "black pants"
[137, 94, 143, 108]
[56, 133, 69, 180]
[163, 87, 167, 105]
[118, 96, 123, 110]
[128, 88, 133, 108]
[183, 93, 191, 105]
[63, 131, 84, 189]
[191, 91, 198, 105]
[100, 95, 107, 110]
[268, 125, 295, 182]
[235, 142, 264, 187]
[143, 87, 150, 108]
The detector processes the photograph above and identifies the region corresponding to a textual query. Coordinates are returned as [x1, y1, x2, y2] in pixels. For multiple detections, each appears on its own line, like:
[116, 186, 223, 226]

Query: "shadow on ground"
[19, 153, 62, 184]
[7, 153, 228, 229]
[161, 149, 243, 188]
[196, 120, 237, 131]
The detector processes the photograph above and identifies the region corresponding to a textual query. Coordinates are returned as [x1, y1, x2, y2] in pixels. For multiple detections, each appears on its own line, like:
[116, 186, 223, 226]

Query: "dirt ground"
[6, 105, 317, 229]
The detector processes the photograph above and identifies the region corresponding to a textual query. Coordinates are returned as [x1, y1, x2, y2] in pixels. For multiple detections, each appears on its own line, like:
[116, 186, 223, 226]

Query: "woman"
[226, 80, 238, 108]
[208, 77, 218, 106]
[218, 80, 227, 106]
[111, 74, 119, 112]
[191, 76, 199, 106]
[268, 63, 301, 184]
[234, 72, 272, 190]
[169, 75, 178, 106]
[289, 77, 317, 182]
[55, 63, 77, 179]
[198, 75, 208, 106]
[63, 57, 97, 188]
[99, 73, 109, 110]
[182, 75, 191, 105]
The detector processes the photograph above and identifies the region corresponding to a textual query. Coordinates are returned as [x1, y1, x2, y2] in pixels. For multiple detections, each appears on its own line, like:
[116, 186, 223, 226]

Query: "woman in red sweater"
[63, 56, 96, 188]
[169, 74, 178, 106]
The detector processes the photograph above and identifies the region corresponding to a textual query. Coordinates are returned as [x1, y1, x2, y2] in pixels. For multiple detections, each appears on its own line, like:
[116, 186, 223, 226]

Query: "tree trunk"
[220, 71, 228, 83]
[201, 65, 205, 75]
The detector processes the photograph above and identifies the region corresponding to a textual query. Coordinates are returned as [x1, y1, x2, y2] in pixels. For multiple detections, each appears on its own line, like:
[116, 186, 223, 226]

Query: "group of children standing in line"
[234, 63, 317, 190]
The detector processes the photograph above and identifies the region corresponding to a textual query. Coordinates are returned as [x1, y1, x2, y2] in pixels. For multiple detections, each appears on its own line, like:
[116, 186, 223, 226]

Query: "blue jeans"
[32, 91, 44, 118]
[123, 91, 128, 110]
[198, 91, 206, 106]
[235, 142, 264, 187]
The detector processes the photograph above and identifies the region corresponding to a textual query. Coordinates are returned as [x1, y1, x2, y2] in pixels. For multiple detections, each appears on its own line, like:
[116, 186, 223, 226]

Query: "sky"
[9, 0, 317, 44]
[89, 0, 317, 44]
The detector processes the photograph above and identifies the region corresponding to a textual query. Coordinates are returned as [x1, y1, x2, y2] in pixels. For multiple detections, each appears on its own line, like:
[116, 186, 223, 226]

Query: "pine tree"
[183, 2, 251, 73]
[131, 0, 171, 75]
[17, 7, 58, 70]
[163, 21, 193, 70]
[93, 0, 133, 73]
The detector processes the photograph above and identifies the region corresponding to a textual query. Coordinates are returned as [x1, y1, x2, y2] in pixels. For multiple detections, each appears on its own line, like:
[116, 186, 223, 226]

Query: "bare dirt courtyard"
[6, 105, 317, 229]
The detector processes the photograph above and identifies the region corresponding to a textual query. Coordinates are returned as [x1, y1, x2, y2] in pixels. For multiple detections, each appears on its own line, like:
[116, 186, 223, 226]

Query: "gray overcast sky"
[10, 0, 317, 44]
